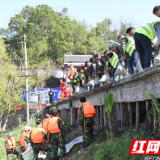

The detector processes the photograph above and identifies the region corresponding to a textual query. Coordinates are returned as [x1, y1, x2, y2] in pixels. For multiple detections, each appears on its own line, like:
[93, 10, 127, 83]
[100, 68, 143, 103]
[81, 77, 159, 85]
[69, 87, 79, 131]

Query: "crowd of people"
[5, 97, 96, 160]
[66, 6, 160, 95]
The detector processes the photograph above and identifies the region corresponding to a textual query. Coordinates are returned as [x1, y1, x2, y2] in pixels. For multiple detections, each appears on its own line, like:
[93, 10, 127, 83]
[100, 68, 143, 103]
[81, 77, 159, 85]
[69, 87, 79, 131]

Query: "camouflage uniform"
[29, 128, 47, 160]
[88, 64, 96, 79]
[115, 45, 123, 59]
[21, 134, 30, 160]
[79, 105, 94, 148]
[49, 118, 66, 160]
[84, 70, 89, 84]
[121, 38, 132, 73]
[96, 56, 106, 77]
[5, 140, 19, 160]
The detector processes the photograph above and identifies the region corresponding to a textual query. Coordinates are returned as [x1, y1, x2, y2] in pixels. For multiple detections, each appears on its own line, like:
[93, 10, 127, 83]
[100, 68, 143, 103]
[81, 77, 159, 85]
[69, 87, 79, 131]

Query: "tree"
[0, 39, 25, 131]
[113, 16, 136, 36]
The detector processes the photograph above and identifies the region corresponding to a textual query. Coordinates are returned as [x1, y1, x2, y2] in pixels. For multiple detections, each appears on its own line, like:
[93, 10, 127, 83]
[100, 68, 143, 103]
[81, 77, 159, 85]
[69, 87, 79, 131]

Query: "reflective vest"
[109, 52, 119, 68]
[81, 73, 85, 78]
[122, 37, 135, 57]
[48, 117, 64, 133]
[5, 137, 16, 151]
[30, 127, 44, 143]
[135, 20, 159, 41]
[78, 102, 96, 133]
[152, 37, 158, 47]
[78, 102, 96, 117]
[20, 131, 27, 146]
[42, 117, 50, 132]
[70, 69, 75, 76]
[72, 79, 77, 84]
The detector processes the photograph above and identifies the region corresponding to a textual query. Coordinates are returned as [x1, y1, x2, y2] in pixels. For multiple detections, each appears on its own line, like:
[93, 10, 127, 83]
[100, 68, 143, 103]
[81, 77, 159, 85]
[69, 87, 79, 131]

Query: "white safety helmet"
[24, 126, 32, 131]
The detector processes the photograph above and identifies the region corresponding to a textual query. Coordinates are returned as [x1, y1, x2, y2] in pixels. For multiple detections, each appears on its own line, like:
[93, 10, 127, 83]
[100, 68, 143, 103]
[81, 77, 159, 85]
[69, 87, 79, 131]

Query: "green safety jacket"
[123, 37, 136, 57]
[135, 20, 159, 41]
[109, 52, 119, 68]
[81, 73, 85, 79]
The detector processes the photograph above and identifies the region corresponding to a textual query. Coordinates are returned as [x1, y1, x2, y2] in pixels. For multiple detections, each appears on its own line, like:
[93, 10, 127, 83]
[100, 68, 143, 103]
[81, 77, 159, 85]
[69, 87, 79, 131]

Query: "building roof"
[64, 55, 92, 64]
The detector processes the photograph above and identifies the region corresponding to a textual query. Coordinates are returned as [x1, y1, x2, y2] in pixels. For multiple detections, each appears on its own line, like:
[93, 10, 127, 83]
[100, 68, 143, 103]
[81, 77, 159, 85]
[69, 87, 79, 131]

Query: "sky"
[0, 0, 159, 30]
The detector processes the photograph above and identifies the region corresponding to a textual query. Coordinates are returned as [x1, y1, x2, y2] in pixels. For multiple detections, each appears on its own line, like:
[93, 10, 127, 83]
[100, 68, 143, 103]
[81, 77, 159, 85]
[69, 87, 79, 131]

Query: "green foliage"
[77, 131, 152, 160]
[0, 118, 36, 160]
[0, 5, 119, 66]
[0, 40, 25, 131]
[104, 91, 114, 118]
[145, 91, 160, 114]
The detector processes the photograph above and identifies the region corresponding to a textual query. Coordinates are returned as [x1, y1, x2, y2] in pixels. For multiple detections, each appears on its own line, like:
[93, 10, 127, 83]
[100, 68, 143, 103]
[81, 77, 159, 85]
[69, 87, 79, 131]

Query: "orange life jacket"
[47, 117, 64, 146]
[48, 117, 64, 133]
[70, 69, 75, 76]
[30, 127, 44, 143]
[78, 102, 96, 132]
[42, 117, 50, 132]
[83, 102, 96, 117]
[5, 137, 16, 151]
[20, 131, 26, 146]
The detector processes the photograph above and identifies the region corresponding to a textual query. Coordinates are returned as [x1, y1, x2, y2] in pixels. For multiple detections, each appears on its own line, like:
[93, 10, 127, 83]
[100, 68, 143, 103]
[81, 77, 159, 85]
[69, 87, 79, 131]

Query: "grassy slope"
[0, 118, 36, 160]
[75, 130, 153, 160]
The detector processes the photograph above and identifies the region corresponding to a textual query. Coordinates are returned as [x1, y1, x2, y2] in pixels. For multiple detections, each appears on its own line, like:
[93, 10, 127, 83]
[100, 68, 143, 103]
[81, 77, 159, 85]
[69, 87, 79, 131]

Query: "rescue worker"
[69, 65, 75, 76]
[86, 60, 96, 80]
[109, 45, 123, 79]
[48, 110, 66, 160]
[29, 121, 47, 160]
[78, 97, 96, 149]
[48, 88, 54, 104]
[117, 35, 124, 43]
[60, 78, 68, 99]
[103, 50, 109, 61]
[20, 126, 32, 159]
[84, 66, 89, 91]
[95, 54, 107, 78]
[120, 36, 138, 74]
[106, 52, 121, 81]
[80, 68, 85, 87]
[153, 6, 160, 17]
[86, 60, 96, 89]
[42, 113, 50, 132]
[77, 69, 83, 87]
[42, 113, 52, 158]
[5, 133, 19, 160]
[72, 75, 79, 93]
[133, 21, 160, 69]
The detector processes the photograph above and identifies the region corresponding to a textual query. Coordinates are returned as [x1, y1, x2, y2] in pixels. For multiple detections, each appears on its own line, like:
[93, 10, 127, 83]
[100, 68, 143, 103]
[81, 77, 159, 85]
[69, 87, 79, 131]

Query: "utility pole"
[24, 34, 29, 122]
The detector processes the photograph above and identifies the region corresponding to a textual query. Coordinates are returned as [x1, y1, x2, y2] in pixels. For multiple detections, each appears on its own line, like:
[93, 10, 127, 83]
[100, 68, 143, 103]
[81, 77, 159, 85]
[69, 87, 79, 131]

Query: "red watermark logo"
[129, 140, 160, 155]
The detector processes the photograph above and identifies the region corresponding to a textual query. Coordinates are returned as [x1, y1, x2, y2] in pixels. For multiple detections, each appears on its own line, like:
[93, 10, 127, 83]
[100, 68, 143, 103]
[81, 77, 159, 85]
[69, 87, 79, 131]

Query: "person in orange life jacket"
[60, 78, 68, 99]
[29, 121, 47, 160]
[20, 126, 32, 159]
[5, 133, 19, 160]
[47, 110, 66, 160]
[42, 113, 52, 158]
[70, 65, 76, 76]
[78, 97, 96, 149]
[42, 113, 50, 132]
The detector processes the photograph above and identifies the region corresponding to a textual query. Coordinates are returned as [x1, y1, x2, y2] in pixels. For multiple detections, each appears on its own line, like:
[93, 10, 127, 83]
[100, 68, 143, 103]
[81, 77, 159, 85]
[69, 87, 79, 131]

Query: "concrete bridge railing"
[46, 64, 160, 132]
